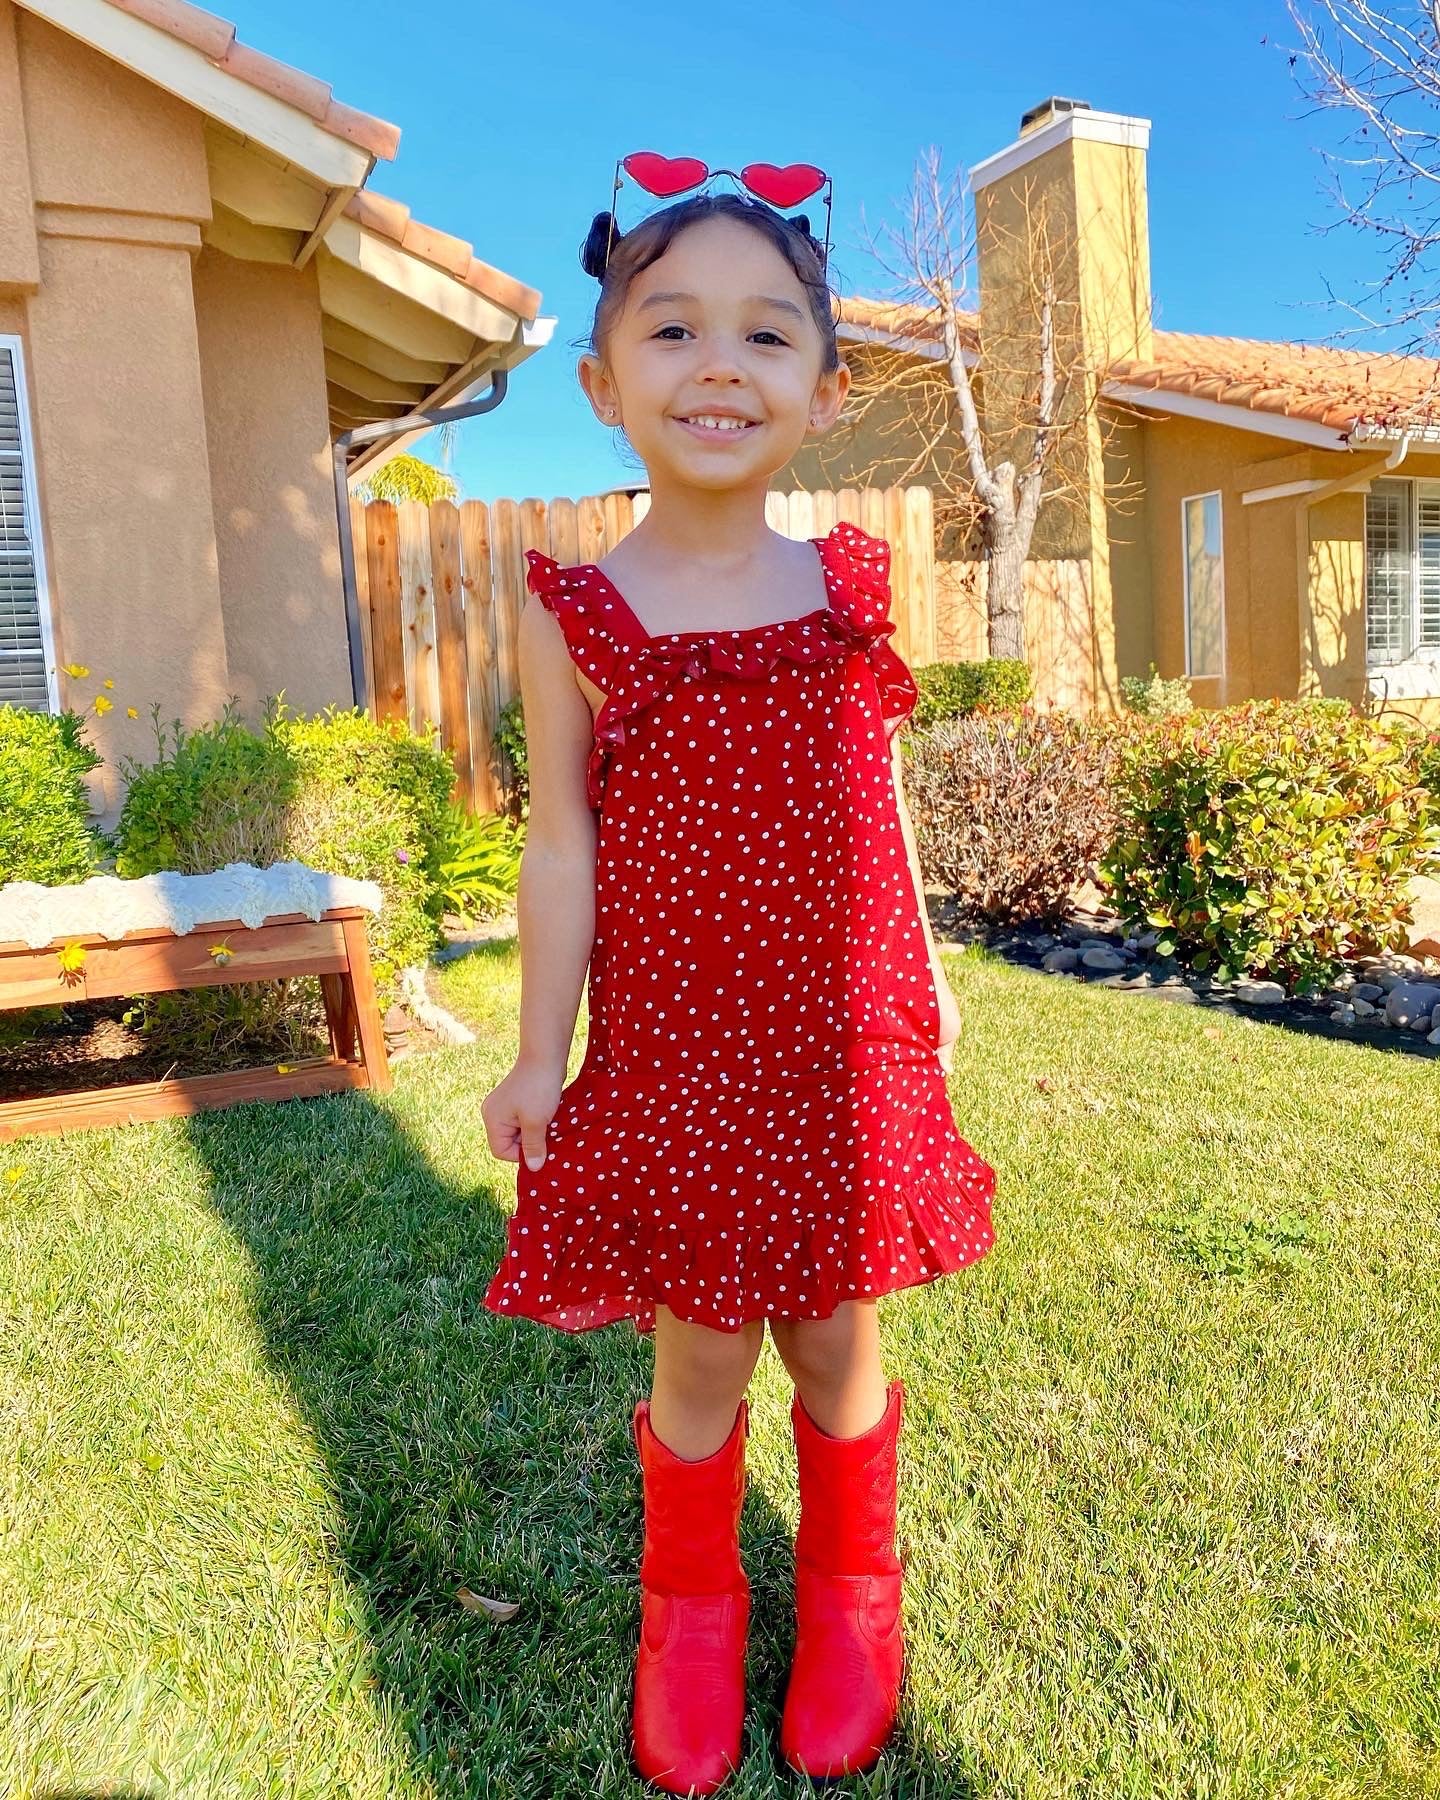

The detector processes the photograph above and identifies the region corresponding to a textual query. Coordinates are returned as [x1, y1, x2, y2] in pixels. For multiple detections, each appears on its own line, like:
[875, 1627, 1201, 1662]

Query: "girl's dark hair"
[579, 191, 840, 375]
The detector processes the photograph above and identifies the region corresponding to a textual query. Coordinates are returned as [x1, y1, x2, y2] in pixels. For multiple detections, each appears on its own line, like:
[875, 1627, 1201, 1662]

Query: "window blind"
[1364, 480, 1411, 664]
[1416, 488, 1440, 648]
[0, 345, 50, 711]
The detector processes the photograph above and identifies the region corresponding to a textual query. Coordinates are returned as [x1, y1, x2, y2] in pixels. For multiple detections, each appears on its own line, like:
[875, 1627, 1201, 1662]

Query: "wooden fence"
[350, 484, 938, 814]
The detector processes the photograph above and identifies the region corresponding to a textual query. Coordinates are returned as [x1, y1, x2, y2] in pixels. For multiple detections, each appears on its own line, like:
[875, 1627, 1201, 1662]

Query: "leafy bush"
[493, 693, 529, 819]
[271, 706, 453, 982]
[912, 658, 1033, 729]
[1120, 663, 1193, 717]
[905, 707, 1122, 924]
[116, 702, 456, 1000]
[1100, 700, 1440, 988]
[430, 802, 525, 923]
[1414, 727, 1440, 797]
[354, 454, 459, 506]
[1423, 741, 1440, 794]
[114, 703, 293, 876]
[0, 706, 104, 886]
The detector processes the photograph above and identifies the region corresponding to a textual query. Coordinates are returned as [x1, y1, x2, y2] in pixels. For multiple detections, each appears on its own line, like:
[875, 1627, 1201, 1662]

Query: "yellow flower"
[63, 662, 90, 679]
[93, 694, 112, 715]
[126, 707, 138, 719]
[4, 1167, 23, 1185]
[56, 941, 86, 978]
[208, 942, 233, 967]
[103, 678, 115, 690]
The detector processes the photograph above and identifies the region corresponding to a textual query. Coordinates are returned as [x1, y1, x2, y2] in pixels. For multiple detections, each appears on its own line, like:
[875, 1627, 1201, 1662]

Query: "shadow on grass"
[186, 1082, 982, 1798]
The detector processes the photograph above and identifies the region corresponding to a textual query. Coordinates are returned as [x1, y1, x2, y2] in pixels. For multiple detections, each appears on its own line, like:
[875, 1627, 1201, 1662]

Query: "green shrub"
[1396, 720, 1440, 799]
[912, 659, 1033, 729]
[906, 706, 1122, 924]
[430, 802, 525, 924]
[0, 706, 104, 886]
[1120, 663, 1193, 717]
[114, 703, 294, 877]
[116, 702, 456, 997]
[494, 693, 529, 818]
[1100, 700, 1440, 988]
[1416, 728, 1440, 796]
[271, 706, 453, 982]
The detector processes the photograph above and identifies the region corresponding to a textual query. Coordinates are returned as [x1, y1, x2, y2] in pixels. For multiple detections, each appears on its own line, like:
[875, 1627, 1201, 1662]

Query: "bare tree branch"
[832, 147, 1119, 660]
[1286, 0, 1440, 351]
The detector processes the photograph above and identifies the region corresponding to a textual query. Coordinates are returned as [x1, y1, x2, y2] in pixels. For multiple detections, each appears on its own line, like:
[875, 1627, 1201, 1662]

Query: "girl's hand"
[482, 1056, 568, 1172]
[933, 964, 963, 1076]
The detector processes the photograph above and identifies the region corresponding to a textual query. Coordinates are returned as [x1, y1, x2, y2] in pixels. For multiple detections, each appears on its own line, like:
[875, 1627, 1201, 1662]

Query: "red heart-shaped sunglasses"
[603, 151, 833, 274]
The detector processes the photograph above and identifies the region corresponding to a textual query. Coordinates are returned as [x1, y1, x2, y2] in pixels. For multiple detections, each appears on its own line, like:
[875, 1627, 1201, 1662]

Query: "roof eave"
[343, 315, 557, 482]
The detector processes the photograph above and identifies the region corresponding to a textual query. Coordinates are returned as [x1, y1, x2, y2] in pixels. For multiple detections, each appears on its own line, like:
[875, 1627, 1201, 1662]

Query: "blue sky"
[231, 0, 1379, 502]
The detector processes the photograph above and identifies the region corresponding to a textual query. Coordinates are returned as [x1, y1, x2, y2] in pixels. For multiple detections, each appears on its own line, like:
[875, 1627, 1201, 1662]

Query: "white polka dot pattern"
[482, 521, 996, 1335]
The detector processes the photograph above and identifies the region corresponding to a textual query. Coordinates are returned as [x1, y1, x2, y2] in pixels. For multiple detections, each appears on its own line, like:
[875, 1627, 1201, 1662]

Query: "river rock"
[1385, 981, 1440, 1028]
[1234, 980, 1286, 1006]
[1082, 947, 1128, 973]
[1043, 948, 1082, 974]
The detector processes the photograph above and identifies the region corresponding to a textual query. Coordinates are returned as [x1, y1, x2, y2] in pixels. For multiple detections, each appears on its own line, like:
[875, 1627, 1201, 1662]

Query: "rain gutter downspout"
[332, 365, 510, 710]
[1295, 432, 1412, 699]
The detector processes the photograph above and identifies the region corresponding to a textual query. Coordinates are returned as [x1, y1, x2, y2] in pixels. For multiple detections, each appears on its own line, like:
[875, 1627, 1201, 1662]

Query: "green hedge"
[116, 703, 454, 985]
[1100, 700, 1440, 988]
[0, 706, 104, 886]
[912, 659, 1032, 729]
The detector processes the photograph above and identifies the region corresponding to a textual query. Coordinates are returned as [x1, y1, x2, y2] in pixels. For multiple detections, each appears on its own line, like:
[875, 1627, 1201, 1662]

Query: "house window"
[1365, 477, 1440, 665]
[1182, 491, 1225, 679]
[0, 338, 56, 711]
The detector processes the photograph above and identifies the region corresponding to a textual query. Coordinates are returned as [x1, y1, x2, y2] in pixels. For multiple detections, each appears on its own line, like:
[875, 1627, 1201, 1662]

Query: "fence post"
[430, 499, 471, 807]
[365, 501, 406, 723]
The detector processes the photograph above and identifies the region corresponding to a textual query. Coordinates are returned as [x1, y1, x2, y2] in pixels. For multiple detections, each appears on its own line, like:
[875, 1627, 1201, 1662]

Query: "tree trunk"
[986, 529, 1027, 663]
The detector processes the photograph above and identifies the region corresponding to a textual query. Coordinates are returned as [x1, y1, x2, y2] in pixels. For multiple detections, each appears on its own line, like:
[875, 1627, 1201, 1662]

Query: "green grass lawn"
[3, 945, 1437, 1799]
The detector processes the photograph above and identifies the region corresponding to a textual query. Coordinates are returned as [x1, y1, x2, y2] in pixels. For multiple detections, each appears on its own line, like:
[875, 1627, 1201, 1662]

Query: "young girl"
[480, 159, 996, 1795]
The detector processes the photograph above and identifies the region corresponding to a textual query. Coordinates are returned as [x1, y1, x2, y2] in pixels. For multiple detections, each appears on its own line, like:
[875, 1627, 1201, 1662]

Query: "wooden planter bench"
[0, 904, 391, 1140]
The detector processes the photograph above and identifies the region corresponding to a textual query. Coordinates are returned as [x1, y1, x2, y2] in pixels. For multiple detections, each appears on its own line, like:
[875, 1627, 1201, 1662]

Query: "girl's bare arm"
[481, 599, 597, 1170]
[514, 598, 599, 1069]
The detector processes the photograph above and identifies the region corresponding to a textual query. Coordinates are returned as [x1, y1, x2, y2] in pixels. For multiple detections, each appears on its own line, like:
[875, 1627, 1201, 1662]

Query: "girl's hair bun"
[580, 210, 619, 280]
[788, 213, 824, 262]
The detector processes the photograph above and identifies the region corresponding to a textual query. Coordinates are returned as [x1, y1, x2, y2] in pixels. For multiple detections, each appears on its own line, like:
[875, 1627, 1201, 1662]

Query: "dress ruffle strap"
[826, 523, 920, 745]
[523, 550, 641, 695]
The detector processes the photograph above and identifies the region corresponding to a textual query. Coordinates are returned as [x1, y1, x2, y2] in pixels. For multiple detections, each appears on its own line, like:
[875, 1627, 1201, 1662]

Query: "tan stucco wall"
[0, 4, 38, 293]
[193, 245, 350, 717]
[1, 12, 357, 816]
[1134, 416, 1440, 711]
[15, 15, 230, 812]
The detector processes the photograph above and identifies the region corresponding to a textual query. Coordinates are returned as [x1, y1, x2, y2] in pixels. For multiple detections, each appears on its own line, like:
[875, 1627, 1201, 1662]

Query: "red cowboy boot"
[631, 1396, 751, 1795]
[779, 1378, 906, 1778]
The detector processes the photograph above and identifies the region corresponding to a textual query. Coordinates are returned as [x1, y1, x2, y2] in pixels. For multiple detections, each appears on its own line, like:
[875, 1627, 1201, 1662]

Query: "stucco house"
[792, 98, 1440, 725]
[0, 0, 551, 810]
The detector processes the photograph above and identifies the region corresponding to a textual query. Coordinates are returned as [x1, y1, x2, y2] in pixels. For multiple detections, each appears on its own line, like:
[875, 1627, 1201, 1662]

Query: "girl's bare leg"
[768, 1298, 888, 1437]
[649, 1303, 766, 1459]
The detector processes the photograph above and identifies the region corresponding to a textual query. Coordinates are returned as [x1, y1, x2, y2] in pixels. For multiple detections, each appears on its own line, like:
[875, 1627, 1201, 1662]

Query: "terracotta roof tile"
[341, 192, 542, 323]
[841, 296, 1440, 438]
[103, 0, 401, 161]
[1110, 330, 1440, 437]
[836, 293, 979, 351]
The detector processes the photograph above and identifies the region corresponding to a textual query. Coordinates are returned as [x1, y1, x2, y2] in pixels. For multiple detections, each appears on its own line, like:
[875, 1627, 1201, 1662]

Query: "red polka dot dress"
[483, 520, 996, 1336]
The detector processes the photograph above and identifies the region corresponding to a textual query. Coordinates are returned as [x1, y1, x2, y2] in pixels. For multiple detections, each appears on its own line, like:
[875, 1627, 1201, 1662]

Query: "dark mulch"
[0, 999, 330, 1102]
